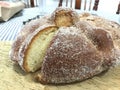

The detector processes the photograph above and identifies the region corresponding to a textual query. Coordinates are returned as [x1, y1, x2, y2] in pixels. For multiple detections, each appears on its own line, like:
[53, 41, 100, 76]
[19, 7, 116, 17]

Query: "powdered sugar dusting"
[40, 26, 107, 84]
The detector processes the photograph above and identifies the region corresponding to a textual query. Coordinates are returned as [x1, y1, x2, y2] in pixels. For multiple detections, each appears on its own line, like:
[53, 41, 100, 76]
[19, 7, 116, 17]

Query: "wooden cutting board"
[0, 41, 120, 90]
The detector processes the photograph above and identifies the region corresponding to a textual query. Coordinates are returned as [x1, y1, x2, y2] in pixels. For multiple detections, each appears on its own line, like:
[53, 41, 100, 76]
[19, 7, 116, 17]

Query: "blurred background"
[0, 0, 119, 41]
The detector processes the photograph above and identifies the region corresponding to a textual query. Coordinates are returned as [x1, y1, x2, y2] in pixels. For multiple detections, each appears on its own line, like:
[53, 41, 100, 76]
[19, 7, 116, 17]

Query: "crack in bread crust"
[18, 25, 58, 72]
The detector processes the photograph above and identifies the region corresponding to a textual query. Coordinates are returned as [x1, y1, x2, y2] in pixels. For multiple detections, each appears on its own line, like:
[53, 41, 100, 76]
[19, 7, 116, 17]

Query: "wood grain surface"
[0, 41, 120, 90]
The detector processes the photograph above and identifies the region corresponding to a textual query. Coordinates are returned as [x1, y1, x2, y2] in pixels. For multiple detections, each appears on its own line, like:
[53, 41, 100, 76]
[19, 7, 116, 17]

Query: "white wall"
[99, 0, 120, 13]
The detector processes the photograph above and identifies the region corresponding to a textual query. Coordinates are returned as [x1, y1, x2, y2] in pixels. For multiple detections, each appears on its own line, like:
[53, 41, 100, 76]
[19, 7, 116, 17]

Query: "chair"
[30, 0, 35, 7]
[26, 0, 38, 7]
[116, 2, 120, 14]
[58, 0, 100, 11]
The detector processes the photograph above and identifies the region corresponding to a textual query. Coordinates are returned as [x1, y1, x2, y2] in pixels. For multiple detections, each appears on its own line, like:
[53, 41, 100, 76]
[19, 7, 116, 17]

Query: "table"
[0, 7, 42, 41]
[0, 41, 120, 90]
[0, 6, 120, 41]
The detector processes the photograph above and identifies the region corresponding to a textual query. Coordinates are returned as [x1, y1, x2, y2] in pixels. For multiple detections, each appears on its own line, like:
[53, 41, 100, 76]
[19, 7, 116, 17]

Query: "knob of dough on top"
[51, 7, 80, 27]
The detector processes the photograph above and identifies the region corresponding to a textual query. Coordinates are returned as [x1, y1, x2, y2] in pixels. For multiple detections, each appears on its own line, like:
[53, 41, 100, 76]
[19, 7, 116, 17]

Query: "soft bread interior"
[24, 27, 57, 72]
[55, 11, 73, 27]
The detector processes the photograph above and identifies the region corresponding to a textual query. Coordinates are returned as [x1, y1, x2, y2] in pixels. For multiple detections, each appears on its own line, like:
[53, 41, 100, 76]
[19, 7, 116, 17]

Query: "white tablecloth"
[0, 7, 41, 41]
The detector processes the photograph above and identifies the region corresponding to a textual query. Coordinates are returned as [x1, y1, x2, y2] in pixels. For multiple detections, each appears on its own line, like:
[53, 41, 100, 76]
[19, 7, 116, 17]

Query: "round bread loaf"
[10, 7, 120, 84]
